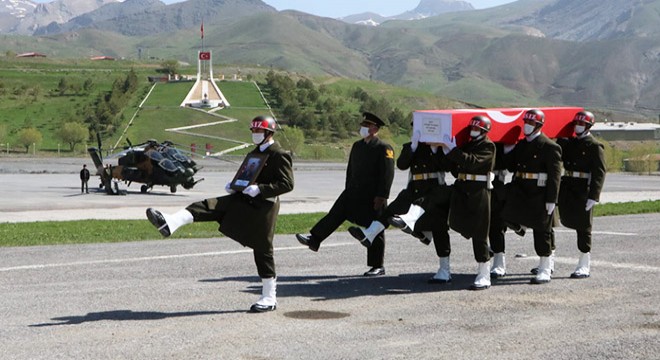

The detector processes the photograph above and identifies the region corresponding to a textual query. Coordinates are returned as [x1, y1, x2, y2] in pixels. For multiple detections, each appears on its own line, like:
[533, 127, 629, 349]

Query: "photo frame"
[230, 153, 269, 192]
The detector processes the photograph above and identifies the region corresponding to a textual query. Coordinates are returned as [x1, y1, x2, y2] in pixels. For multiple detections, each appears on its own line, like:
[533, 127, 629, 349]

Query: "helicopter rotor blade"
[96, 133, 103, 161]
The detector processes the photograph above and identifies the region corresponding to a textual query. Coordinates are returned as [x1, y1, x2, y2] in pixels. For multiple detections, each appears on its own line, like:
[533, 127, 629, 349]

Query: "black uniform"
[502, 133, 562, 257]
[390, 142, 452, 257]
[489, 143, 509, 254]
[310, 137, 395, 268]
[441, 136, 496, 263]
[557, 134, 606, 253]
[80, 166, 90, 193]
[186, 142, 294, 278]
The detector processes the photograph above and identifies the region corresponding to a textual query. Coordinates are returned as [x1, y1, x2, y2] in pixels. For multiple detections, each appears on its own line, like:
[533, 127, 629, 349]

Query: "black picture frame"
[230, 153, 269, 192]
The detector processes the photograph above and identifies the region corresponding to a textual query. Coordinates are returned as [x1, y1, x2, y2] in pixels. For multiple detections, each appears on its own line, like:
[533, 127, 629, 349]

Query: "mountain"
[0, 0, 36, 32]
[341, 0, 474, 26]
[46, 0, 275, 36]
[9, 0, 120, 35]
[466, 0, 660, 42]
[34, 0, 166, 35]
[2, 0, 660, 118]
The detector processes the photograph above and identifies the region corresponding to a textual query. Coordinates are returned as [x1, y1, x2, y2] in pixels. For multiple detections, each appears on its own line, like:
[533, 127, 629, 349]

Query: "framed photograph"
[230, 153, 269, 192]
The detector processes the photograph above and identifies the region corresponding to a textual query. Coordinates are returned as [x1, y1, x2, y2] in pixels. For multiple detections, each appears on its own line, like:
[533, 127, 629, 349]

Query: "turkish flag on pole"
[200, 21, 204, 39]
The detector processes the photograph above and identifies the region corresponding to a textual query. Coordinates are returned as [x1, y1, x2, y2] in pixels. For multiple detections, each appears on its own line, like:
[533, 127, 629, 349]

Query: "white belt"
[412, 172, 439, 181]
[410, 171, 446, 186]
[515, 171, 548, 187]
[457, 173, 489, 182]
[564, 170, 591, 179]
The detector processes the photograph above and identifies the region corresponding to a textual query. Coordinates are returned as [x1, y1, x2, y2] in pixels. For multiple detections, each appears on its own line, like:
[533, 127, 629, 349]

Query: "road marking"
[554, 229, 637, 236]
[518, 256, 660, 273]
[0, 243, 352, 272]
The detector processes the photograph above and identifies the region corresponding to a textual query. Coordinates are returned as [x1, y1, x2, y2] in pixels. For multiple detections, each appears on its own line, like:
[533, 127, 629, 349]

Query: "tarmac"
[1, 157, 659, 359]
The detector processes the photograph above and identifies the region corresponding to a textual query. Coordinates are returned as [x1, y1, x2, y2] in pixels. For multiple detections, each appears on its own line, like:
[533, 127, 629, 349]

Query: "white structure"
[181, 51, 230, 109]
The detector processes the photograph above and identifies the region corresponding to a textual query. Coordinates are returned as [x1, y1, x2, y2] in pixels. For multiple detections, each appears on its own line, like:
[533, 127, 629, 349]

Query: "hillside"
[0, 58, 468, 159]
[2, 0, 660, 119]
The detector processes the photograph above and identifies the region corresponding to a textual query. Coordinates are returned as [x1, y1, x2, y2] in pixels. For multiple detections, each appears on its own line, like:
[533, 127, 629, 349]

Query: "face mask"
[470, 130, 482, 139]
[574, 125, 586, 135]
[359, 126, 370, 138]
[252, 133, 265, 145]
[523, 123, 536, 136]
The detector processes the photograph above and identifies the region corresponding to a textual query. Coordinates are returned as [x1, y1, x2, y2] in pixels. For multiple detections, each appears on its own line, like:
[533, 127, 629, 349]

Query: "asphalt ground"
[1, 214, 659, 359]
[1, 157, 660, 222]
[1, 157, 660, 359]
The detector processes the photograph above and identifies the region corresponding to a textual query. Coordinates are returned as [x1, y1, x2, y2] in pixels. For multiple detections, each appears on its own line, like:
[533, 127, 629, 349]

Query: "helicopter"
[87, 134, 203, 195]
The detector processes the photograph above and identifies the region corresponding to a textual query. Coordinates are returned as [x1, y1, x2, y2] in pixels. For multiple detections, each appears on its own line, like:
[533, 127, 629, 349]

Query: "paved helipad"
[0, 158, 659, 359]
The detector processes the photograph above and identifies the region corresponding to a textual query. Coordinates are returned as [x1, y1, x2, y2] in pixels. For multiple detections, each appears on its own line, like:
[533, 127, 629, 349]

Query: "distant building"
[90, 56, 115, 61]
[16, 52, 47, 58]
[591, 122, 660, 141]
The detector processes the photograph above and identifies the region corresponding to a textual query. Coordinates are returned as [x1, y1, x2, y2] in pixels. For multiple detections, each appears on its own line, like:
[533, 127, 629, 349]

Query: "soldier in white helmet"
[557, 110, 606, 279]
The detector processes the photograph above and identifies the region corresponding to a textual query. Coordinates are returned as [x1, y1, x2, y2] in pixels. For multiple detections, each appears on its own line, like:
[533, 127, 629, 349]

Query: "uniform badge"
[386, 149, 394, 159]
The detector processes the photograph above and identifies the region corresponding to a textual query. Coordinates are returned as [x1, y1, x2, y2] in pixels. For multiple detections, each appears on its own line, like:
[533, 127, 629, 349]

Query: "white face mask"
[252, 133, 265, 145]
[470, 130, 482, 139]
[359, 126, 370, 138]
[574, 125, 586, 135]
[523, 123, 536, 136]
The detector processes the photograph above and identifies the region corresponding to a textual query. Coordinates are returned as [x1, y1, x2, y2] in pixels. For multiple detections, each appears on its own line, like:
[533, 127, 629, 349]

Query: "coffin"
[413, 107, 583, 145]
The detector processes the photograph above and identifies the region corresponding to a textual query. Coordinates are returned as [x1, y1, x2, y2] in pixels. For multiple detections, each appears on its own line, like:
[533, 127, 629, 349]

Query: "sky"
[262, 0, 517, 18]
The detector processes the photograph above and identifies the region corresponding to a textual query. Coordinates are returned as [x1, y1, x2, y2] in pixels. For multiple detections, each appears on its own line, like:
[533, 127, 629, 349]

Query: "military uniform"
[557, 134, 606, 253]
[310, 136, 395, 268]
[186, 142, 294, 278]
[489, 143, 509, 254]
[502, 133, 562, 257]
[389, 142, 452, 257]
[441, 136, 495, 263]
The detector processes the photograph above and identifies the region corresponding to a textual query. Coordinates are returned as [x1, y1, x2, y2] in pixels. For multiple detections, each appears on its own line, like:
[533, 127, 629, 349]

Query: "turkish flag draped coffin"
[413, 107, 583, 146]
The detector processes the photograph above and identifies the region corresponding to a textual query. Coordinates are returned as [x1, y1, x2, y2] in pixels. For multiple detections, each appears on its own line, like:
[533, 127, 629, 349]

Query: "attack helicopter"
[87, 134, 203, 195]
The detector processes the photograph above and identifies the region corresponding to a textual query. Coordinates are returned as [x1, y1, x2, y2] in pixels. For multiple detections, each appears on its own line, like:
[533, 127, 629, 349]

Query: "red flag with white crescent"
[199, 52, 211, 60]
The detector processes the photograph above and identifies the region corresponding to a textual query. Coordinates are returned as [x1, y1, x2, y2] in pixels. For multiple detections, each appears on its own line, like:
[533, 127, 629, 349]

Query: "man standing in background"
[80, 164, 90, 194]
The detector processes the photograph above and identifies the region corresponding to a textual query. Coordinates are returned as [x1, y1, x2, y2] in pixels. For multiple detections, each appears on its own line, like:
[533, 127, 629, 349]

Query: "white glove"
[225, 182, 235, 194]
[441, 136, 456, 154]
[585, 199, 597, 211]
[545, 202, 556, 215]
[503, 144, 516, 154]
[242, 184, 260, 197]
[411, 130, 421, 152]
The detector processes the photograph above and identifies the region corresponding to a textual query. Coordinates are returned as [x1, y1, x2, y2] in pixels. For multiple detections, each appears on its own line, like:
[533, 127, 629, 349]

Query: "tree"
[57, 77, 69, 96]
[57, 122, 89, 151]
[278, 126, 305, 156]
[161, 60, 179, 76]
[17, 127, 42, 153]
[82, 78, 94, 94]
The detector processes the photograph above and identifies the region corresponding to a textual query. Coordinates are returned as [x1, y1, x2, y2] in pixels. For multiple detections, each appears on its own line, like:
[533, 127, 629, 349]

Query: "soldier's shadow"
[29, 309, 242, 327]
[201, 273, 477, 301]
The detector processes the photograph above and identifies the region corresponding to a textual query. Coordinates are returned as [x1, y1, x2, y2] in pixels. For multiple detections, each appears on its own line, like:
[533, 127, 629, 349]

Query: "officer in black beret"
[296, 112, 395, 276]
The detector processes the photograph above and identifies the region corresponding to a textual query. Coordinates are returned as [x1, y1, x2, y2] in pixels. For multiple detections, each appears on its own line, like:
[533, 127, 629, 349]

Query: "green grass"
[593, 200, 660, 217]
[0, 212, 347, 247]
[1, 201, 658, 247]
